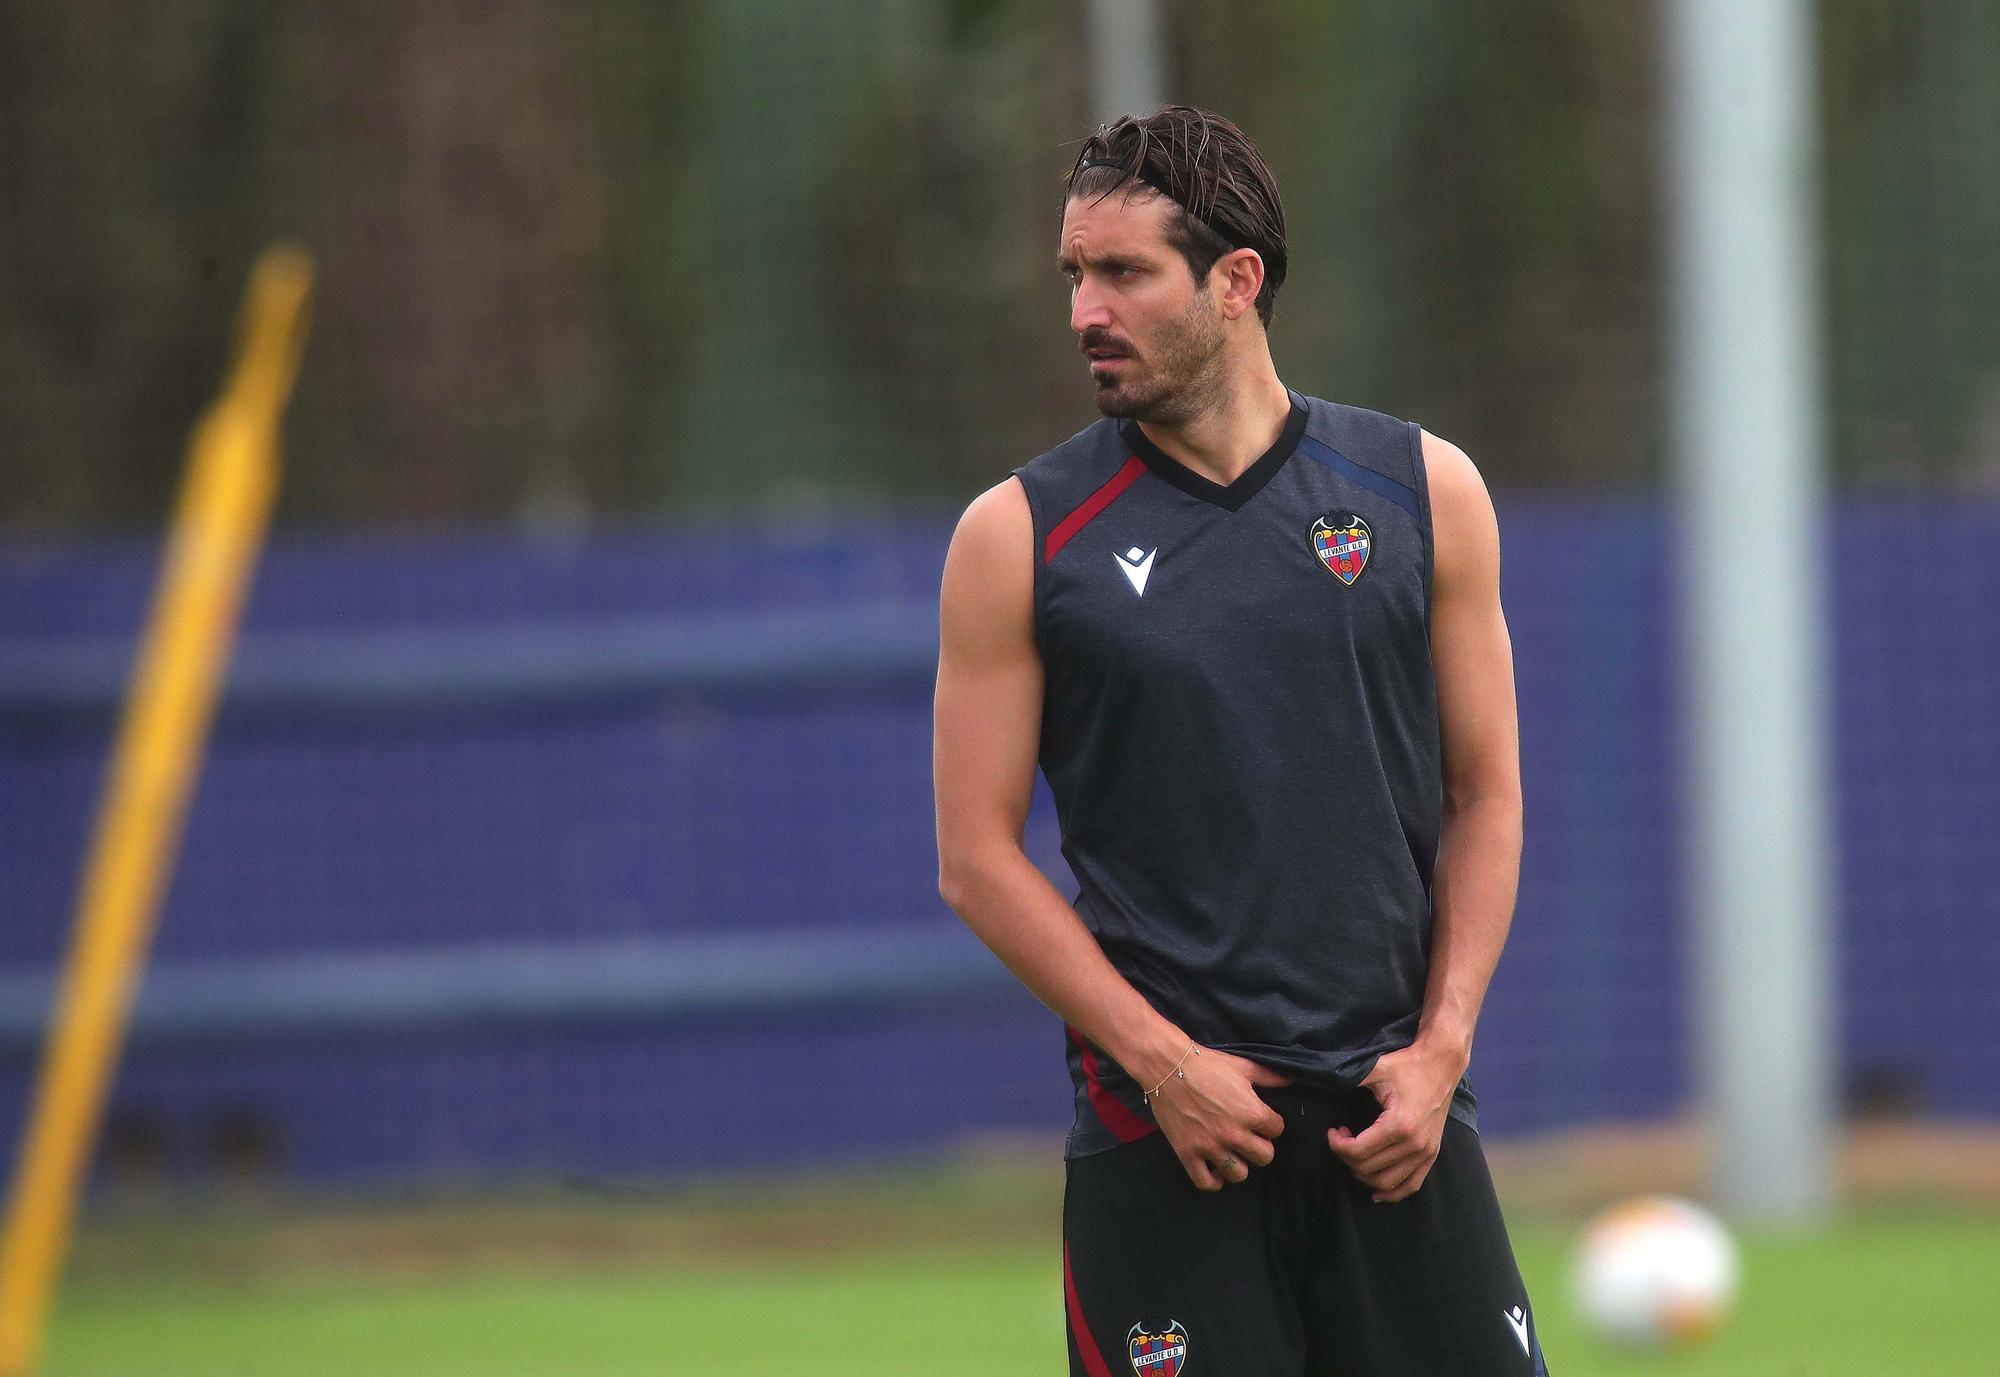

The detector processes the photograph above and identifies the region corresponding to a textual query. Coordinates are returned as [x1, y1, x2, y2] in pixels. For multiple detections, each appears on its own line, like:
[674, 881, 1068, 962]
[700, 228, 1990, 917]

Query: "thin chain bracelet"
[1142, 1042, 1201, 1104]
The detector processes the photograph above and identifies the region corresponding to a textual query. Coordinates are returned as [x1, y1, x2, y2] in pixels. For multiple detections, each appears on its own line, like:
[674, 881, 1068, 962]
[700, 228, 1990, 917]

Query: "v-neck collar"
[1121, 390, 1309, 513]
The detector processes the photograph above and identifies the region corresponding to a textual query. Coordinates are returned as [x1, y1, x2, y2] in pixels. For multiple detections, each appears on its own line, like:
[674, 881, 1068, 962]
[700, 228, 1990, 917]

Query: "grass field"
[44, 1156, 2000, 1376]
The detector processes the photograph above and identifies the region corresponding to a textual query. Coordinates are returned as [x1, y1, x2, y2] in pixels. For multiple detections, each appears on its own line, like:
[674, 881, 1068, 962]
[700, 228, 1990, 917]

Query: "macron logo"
[1503, 1306, 1530, 1356]
[1115, 545, 1157, 596]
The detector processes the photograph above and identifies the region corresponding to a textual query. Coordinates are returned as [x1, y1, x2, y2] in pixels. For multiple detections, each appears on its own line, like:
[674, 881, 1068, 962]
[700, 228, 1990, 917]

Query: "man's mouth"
[1080, 331, 1133, 364]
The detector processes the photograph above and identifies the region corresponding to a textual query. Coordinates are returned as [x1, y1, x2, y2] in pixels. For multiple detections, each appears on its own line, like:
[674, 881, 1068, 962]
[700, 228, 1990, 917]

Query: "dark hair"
[1064, 106, 1288, 327]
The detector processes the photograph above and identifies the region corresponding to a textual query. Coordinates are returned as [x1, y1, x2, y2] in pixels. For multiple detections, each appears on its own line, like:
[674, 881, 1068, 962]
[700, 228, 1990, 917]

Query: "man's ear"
[1214, 247, 1266, 323]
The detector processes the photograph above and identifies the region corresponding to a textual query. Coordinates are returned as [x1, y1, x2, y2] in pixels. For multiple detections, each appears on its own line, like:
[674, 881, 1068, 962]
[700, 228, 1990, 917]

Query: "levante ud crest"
[1310, 511, 1371, 585]
[1127, 1319, 1189, 1376]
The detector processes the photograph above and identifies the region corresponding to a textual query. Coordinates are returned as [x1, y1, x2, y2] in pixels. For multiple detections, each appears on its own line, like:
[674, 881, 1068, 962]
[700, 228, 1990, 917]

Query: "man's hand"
[1326, 1037, 1467, 1203]
[1148, 1048, 1291, 1192]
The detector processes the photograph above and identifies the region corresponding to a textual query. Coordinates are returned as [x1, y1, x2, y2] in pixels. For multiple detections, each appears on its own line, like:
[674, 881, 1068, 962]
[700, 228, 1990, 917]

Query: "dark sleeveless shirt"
[1010, 390, 1477, 1158]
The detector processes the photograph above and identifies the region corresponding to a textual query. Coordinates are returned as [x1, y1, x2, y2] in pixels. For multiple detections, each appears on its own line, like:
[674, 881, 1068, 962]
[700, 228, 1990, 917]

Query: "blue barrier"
[0, 926, 1014, 1053]
[0, 605, 939, 720]
[2, 504, 1996, 1184]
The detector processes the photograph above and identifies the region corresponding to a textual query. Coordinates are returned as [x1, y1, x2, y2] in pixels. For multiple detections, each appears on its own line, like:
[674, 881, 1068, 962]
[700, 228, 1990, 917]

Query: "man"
[933, 106, 1546, 1376]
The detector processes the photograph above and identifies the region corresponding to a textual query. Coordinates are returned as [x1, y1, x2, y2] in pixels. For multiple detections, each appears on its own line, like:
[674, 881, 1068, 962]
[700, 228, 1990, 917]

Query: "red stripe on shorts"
[1044, 455, 1146, 563]
[1064, 1240, 1117, 1377]
[1067, 1025, 1159, 1144]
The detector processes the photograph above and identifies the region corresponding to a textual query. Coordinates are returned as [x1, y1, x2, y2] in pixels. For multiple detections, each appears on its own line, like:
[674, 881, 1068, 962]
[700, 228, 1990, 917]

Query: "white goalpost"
[1665, 0, 1838, 1223]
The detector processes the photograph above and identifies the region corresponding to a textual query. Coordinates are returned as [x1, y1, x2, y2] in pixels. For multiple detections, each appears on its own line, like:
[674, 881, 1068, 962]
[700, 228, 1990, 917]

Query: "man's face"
[1058, 188, 1227, 425]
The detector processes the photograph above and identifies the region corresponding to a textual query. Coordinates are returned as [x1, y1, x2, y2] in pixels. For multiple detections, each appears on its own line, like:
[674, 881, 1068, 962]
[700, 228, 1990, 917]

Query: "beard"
[1081, 292, 1228, 426]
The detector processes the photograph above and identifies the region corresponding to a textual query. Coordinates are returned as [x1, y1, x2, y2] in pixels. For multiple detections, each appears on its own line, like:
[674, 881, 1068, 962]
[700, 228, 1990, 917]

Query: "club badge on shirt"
[1127, 1319, 1189, 1375]
[1310, 512, 1372, 585]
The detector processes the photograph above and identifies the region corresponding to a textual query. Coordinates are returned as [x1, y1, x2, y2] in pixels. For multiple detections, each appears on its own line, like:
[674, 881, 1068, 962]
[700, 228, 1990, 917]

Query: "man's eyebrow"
[1056, 252, 1144, 274]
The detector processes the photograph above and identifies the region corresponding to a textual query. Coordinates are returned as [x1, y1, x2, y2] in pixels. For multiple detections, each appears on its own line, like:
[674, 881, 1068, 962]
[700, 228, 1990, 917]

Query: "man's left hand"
[1326, 1037, 1466, 1203]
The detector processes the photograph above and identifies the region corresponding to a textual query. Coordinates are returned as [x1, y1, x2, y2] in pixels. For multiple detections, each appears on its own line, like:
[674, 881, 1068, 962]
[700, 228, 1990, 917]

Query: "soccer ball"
[1570, 1196, 1739, 1348]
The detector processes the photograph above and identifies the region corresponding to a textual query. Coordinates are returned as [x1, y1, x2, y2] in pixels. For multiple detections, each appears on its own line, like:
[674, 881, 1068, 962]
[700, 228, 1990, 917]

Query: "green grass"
[43, 1193, 2000, 1376]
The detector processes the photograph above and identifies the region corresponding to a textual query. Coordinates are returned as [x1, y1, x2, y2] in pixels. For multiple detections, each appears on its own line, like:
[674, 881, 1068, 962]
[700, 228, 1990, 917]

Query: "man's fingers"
[1329, 1121, 1433, 1185]
[1236, 1134, 1277, 1169]
[1361, 1131, 1439, 1181]
[1255, 1106, 1286, 1139]
[1371, 1156, 1435, 1204]
[1327, 1120, 1395, 1163]
[1353, 1150, 1418, 1189]
[1245, 1062, 1293, 1089]
[1347, 1135, 1422, 1179]
[1366, 1154, 1426, 1197]
[1180, 1152, 1222, 1192]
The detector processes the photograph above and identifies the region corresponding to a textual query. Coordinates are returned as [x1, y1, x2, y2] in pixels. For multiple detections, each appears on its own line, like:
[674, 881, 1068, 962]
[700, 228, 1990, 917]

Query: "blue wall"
[2, 501, 1995, 1186]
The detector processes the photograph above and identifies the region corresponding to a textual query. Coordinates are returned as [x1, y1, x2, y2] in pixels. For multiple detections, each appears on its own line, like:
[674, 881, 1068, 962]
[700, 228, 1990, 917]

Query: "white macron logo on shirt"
[1115, 545, 1157, 596]
[1503, 1305, 1530, 1356]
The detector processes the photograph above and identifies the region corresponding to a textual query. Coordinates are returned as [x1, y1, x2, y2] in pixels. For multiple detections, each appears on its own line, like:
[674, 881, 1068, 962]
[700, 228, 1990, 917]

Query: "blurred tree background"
[2, 0, 1997, 530]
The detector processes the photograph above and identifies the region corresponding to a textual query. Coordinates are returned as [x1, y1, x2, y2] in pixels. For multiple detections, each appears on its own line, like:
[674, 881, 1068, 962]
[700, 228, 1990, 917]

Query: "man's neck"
[1132, 362, 1294, 488]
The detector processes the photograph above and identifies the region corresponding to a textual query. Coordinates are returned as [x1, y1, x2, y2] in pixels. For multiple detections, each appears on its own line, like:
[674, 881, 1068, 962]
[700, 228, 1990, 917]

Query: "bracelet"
[1142, 1042, 1201, 1104]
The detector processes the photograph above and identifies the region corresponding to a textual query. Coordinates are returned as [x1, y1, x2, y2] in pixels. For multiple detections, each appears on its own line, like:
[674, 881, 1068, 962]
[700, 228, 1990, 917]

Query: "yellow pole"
[0, 247, 312, 1377]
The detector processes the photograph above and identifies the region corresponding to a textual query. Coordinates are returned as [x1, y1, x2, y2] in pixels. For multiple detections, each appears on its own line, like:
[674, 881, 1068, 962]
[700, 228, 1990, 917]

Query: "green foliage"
[4, 1, 1997, 526]
[1819, 2, 2000, 485]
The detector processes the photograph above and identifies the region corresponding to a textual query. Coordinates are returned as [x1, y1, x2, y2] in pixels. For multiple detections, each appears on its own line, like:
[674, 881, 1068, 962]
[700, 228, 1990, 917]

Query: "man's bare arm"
[932, 476, 1287, 1190]
[1329, 430, 1524, 1201]
[1415, 431, 1524, 1062]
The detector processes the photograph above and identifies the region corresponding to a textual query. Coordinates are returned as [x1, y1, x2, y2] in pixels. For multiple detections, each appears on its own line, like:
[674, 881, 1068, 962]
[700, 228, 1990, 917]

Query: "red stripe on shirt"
[1064, 1240, 1117, 1377]
[1067, 1025, 1158, 1144]
[1044, 455, 1146, 564]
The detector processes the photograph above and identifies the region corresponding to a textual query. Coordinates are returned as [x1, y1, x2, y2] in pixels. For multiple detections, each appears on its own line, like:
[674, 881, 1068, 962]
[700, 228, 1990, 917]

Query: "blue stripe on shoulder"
[1297, 434, 1420, 523]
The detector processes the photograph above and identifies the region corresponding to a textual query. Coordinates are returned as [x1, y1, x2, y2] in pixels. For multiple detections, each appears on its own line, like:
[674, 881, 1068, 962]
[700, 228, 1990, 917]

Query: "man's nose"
[1070, 279, 1112, 336]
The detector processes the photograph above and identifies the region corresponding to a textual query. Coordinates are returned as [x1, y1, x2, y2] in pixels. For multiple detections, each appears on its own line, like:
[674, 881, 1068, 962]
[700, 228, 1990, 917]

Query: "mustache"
[1078, 328, 1136, 358]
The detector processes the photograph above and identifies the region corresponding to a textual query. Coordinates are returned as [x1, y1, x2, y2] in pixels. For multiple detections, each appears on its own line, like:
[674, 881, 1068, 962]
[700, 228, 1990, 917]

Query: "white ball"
[1570, 1196, 1739, 1348]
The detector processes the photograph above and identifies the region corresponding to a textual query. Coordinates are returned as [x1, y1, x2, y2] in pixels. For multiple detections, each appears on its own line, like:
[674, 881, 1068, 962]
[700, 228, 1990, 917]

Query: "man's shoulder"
[1298, 393, 1417, 450]
[1296, 393, 1423, 493]
[1009, 415, 1132, 514]
[1013, 415, 1128, 481]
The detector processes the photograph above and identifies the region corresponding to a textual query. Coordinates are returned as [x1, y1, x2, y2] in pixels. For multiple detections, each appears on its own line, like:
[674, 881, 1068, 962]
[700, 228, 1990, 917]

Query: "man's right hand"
[1148, 1047, 1291, 1191]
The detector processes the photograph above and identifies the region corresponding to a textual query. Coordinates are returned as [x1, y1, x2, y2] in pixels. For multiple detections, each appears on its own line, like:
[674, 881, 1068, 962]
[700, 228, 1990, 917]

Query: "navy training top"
[1009, 389, 1477, 1158]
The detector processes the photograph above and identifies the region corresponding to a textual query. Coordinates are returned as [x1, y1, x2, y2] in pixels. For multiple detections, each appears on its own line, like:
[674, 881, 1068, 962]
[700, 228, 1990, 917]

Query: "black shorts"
[1062, 1084, 1550, 1376]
